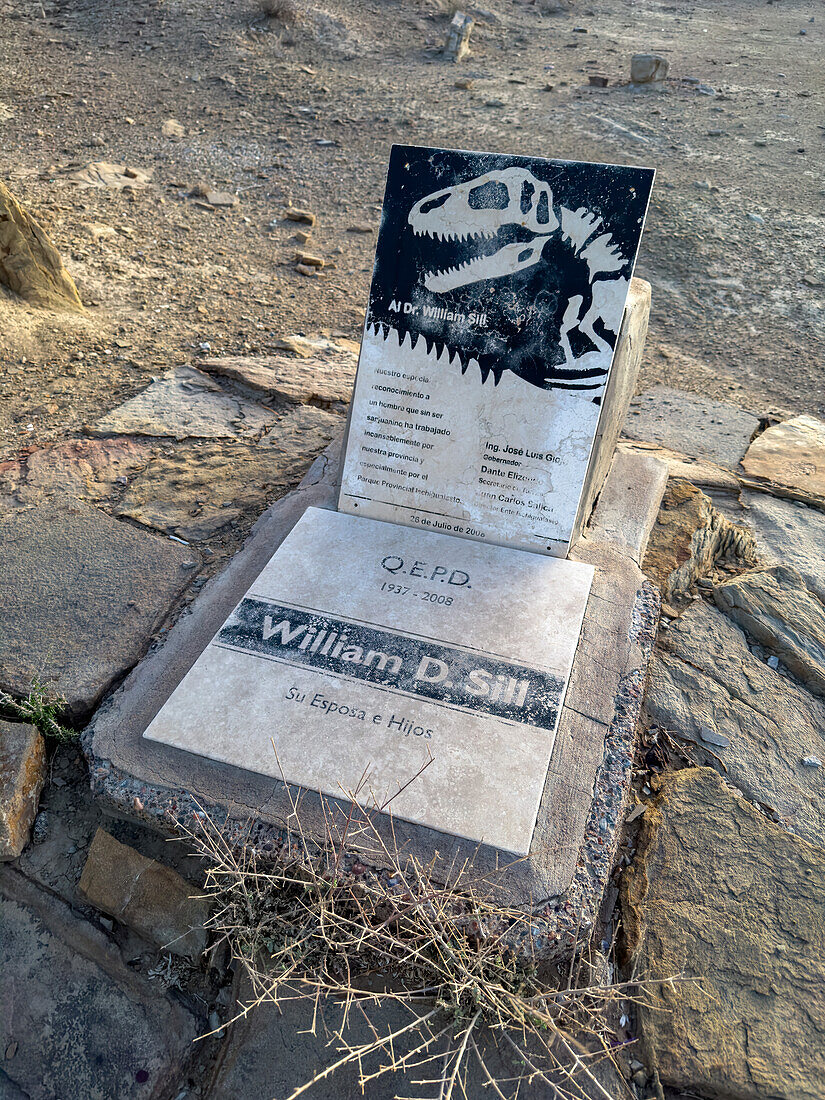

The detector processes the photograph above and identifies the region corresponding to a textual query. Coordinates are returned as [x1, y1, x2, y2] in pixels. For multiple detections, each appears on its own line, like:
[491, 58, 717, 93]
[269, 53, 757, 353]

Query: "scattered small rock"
[283, 207, 316, 226]
[78, 828, 211, 960]
[802, 756, 822, 768]
[294, 250, 324, 269]
[66, 161, 153, 190]
[588, 75, 609, 88]
[631, 53, 669, 85]
[161, 118, 185, 140]
[0, 722, 46, 861]
[699, 726, 730, 748]
[295, 262, 318, 277]
[444, 12, 473, 61]
[204, 190, 238, 208]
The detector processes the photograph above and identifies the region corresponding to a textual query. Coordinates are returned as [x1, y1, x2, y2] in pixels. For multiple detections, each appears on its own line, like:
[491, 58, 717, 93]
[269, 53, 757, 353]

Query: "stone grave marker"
[338, 144, 654, 556]
[139, 145, 655, 862]
[144, 508, 593, 854]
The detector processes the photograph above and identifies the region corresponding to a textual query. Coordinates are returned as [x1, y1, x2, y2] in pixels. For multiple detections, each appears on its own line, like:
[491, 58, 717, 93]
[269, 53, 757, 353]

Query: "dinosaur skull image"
[408, 167, 560, 292]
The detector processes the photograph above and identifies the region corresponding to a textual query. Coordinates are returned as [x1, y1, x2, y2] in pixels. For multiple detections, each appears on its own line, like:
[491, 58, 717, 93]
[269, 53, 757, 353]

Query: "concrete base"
[82, 441, 665, 956]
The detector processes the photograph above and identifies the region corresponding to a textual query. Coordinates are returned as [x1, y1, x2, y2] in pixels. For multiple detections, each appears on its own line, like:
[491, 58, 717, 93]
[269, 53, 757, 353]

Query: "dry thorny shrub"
[185, 772, 675, 1100]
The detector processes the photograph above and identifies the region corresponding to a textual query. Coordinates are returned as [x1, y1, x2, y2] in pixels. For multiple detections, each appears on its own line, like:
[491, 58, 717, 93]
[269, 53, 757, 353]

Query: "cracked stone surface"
[738, 491, 825, 603]
[257, 403, 342, 455]
[645, 600, 825, 846]
[0, 864, 198, 1100]
[714, 564, 825, 698]
[623, 767, 825, 1100]
[92, 366, 276, 441]
[117, 442, 308, 541]
[0, 438, 152, 511]
[115, 407, 342, 541]
[0, 501, 197, 719]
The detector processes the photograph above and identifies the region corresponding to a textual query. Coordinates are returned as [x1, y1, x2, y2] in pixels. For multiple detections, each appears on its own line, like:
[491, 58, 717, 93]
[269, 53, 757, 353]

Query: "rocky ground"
[1, 0, 824, 1098]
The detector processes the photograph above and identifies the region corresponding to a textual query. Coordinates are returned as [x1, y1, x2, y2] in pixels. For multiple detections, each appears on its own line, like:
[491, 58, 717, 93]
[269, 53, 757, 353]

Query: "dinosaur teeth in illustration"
[425, 237, 554, 292]
[409, 166, 561, 290]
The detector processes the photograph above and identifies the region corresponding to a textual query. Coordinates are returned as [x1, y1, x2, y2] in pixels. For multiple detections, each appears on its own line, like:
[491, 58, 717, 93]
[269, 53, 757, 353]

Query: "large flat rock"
[742, 414, 825, 500]
[624, 385, 760, 469]
[714, 564, 825, 697]
[83, 440, 664, 952]
[201, 348, 357, 407]
[208, 976, 626, 1100]
[0, 502, 196, 720]
[645, 601, 825, 846]
[0, 865, 198, 1100]
[739, 491, 825, 602]
[92, 367, 276, 441]
[623, 767, 825, 1100]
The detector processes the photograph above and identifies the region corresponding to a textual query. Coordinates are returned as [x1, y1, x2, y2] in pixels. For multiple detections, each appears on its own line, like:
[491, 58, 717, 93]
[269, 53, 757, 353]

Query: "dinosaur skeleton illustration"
[405, 167, 628, 393]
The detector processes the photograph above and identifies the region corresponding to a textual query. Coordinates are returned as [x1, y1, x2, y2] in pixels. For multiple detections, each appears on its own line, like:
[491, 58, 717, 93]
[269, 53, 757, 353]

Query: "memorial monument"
[142, 145, 655, 859]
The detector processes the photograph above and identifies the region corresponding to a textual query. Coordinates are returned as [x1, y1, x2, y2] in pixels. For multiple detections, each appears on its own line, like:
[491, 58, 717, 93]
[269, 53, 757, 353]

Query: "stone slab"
[740, 491, 825, 603]
[0, 438, 152, 511]
[84, 441, 659, 937]
[92, 366, 275, 441]
[623, 385, 760, 469]
[623, 767, 825, 1100]
[116, 415, 340, 543]
[742, 414, 825, 499]
[201, 349, 357, 407]
[0, 864, 198, 1100]
[645, 601, 825, 847]
[616, 438, 742, 494]
[208, 974, 627, 1100]
[0, 721, 46, 860]
[78, 827, 211, 959]
[143, 508, 594, 856]
[338, 144, 654, 558]
[0, 502, 196, 720]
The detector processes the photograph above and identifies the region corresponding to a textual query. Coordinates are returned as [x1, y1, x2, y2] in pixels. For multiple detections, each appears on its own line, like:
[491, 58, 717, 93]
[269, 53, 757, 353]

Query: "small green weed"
[0, 678, 76, 742]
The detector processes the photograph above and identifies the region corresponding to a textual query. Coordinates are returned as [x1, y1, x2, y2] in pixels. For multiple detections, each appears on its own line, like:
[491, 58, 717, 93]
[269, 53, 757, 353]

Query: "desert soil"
[0, 0, 822, 457]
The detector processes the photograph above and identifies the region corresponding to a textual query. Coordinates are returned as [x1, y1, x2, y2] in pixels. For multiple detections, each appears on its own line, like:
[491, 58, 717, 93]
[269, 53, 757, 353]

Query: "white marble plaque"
[144, 507, 593, 855]
[339, 145, 654, 556]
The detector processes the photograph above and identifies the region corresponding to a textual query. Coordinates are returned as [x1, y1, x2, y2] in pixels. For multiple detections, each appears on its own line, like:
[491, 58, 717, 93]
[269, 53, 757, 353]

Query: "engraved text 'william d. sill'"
[215, 598, 563, 731]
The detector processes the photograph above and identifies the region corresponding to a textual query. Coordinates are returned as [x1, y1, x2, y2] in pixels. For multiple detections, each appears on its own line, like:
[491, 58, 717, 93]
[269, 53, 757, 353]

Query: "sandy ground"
[0, 0, 822, 458]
